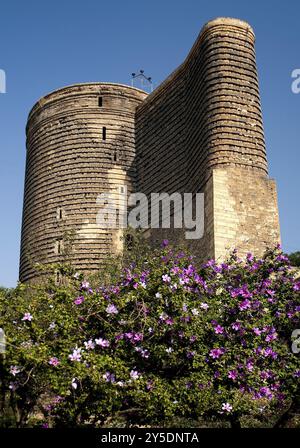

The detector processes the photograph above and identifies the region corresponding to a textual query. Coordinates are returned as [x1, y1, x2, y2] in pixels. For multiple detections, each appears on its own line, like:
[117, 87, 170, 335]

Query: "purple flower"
[22, 312, 33, 321]
[253, 327, 262, 336]
[266, 333, 278, 342]
[232, 322, 241, 331]
[103, 371, 115, 383]
[246, 360, 254, 371]
[209, 348, 224, 359]
[74, 296, 85, 305]
[161, 239, 169, 248]
[239, 299, 251, 311]
[264, 347, 278, 359]
[48, 357, 60, 367]
[187, 351, 196, 359]
[106, 303, 118, 315]
[259, 386, 273, 400]
[293, 282, 300, 291]
[294, 370, 300, 378]
[146, 380, 154, 391]
[228, 370, 238, 380]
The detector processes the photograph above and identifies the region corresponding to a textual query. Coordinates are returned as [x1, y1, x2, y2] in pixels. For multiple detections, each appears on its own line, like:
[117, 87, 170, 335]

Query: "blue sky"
[0, 0, 299, 287]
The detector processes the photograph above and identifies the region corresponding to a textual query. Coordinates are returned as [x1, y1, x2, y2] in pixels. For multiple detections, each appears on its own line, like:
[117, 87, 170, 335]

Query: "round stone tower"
[20, 83, 147, 283]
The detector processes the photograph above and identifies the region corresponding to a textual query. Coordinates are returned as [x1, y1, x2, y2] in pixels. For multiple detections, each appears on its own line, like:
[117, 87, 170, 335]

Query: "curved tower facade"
[20, 17, 281, 282]
[20, 83, 147, 282]
[135, 17, 280, 260]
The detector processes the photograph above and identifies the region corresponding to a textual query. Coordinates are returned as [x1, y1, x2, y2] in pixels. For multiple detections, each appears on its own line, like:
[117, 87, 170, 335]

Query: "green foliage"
[0, 242, 300, 428]
[289, 251, 300, 267]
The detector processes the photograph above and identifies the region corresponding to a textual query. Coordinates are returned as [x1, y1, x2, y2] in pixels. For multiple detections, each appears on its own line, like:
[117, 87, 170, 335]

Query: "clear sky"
[0, 0, 299, 287]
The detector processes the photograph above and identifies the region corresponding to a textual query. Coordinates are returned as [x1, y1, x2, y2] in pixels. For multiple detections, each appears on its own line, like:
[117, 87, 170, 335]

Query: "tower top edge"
[201, 17, 255, 36]
[27, 82, 148, 122]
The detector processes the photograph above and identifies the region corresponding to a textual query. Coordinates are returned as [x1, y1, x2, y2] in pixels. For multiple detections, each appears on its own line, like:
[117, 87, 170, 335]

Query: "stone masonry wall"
[135, 17, 280, 261]
[20, 83, 147, 282]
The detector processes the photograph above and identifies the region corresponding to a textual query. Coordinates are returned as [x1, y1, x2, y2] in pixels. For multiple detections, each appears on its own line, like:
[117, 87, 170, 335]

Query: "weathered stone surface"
[20, 83, 147, 282]
[19, 18, 281, 282]
[135, 17, 280, 262]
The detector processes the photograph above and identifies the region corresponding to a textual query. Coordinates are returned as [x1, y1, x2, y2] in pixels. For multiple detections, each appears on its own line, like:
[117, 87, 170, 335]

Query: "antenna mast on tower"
[131, 70, 153, 92]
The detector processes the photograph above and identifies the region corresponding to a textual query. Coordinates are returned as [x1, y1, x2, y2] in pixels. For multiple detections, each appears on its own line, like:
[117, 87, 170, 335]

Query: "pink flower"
[22, 312, 33, 321]
[74, 296, 85, 305]
[49, 357, 60, 367]
[214, 325, 224, 334]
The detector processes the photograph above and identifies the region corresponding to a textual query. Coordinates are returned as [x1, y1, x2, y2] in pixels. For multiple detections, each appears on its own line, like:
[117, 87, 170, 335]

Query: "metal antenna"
[131, 70, 153, 92]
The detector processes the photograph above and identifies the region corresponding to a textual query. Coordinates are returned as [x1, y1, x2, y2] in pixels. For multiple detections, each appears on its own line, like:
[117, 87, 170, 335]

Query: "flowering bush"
[0, 243, 300, 427]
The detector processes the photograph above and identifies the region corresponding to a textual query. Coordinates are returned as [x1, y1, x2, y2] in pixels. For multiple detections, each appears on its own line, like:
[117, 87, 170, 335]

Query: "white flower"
[68, 348, 82, 362]
[191, 308, 199, 316]
[71, 378, 78, 389]
[155, 292, 162, 299]
[200, 302, 209, 310]
[130, 370, 140, 380]
[22, 312, 33, 321]
[10, 366, 21, 376]
[95, 338, 110, 347]
[165, 347, 173, 354]
[221, 402, 233, 413]
[84, 340, 95, 350]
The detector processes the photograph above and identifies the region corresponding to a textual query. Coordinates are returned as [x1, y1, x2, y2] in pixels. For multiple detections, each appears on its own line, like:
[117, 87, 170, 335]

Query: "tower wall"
[20, 83, 147, 282]
[135, 17, 280, 260]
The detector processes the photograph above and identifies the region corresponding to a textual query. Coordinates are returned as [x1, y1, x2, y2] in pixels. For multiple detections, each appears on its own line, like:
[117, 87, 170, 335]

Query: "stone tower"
[20, 83, 147, 282]
[135, 17, 280, 260]
[20, 17, 280, 283]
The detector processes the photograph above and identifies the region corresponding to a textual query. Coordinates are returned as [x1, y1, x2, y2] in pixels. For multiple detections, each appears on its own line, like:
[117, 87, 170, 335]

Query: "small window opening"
[102, 127, 107, 140]
[55, 271, 60, 285]
[113, 151, 117, 162]
[55, 239, 63, 255]
[56, 207, 65, 221]
[98, 97, 103, 107]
